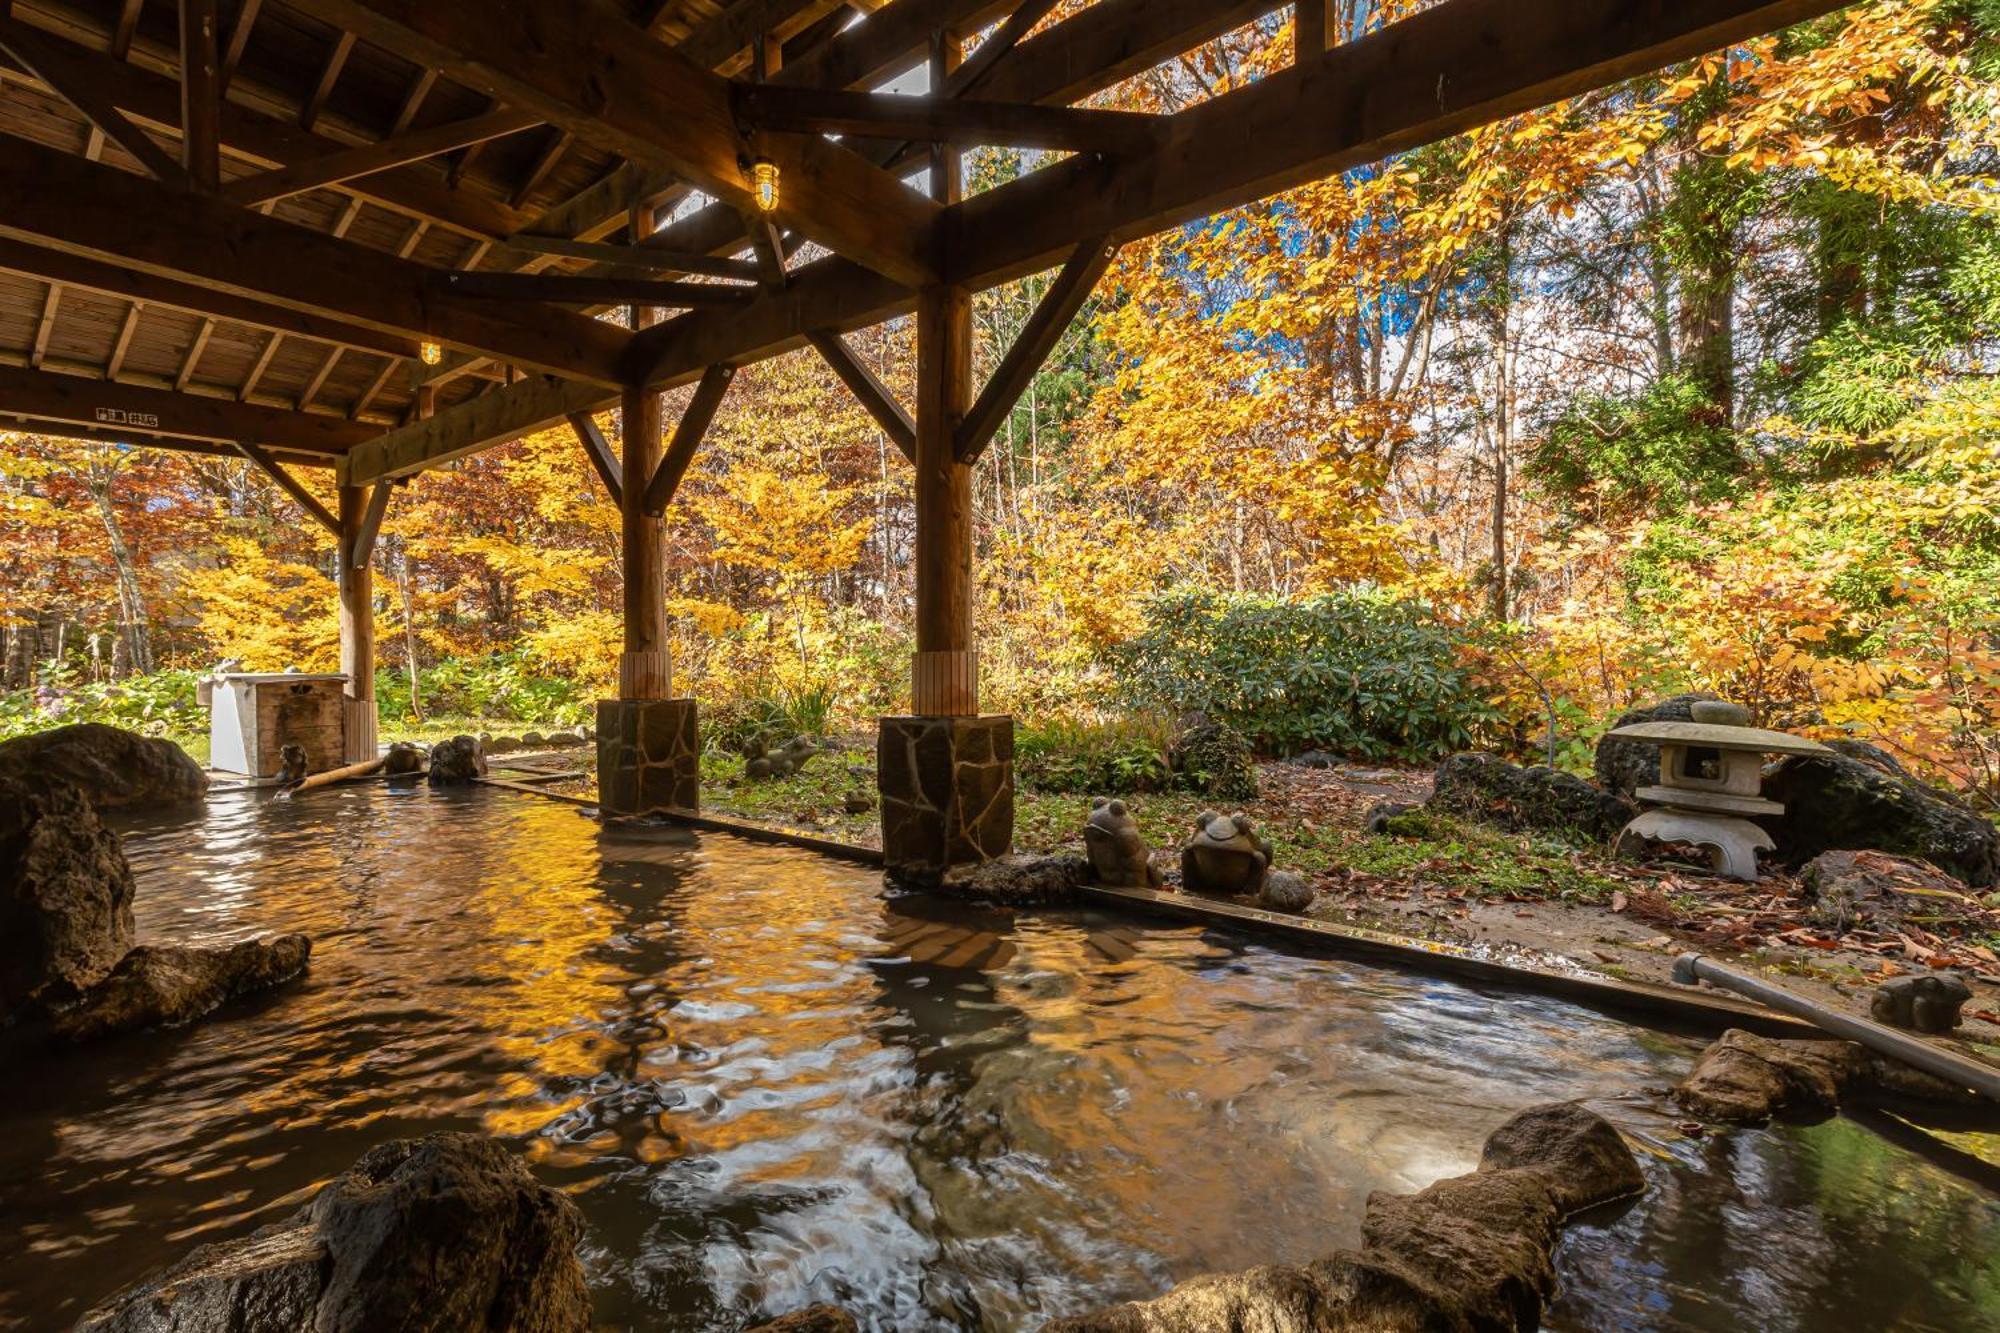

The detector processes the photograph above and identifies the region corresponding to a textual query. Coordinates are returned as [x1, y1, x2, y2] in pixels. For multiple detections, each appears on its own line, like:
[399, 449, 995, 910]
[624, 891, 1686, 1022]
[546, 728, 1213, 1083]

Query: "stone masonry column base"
[877, 714, 1014, 879]
[597, 698, 699, 817]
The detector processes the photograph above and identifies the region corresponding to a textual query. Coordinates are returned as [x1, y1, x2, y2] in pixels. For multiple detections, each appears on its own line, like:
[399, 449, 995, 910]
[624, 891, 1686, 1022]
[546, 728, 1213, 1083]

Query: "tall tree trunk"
[86, 457, 153, 676]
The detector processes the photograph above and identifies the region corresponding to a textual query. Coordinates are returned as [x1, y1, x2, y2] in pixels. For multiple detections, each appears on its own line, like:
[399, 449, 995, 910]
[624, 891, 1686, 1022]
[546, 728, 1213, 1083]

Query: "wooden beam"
[349, 478, 391, 566]
[0, 15, 192, 187]
[0, 134, 629, 384]
[286, 0, 940, 286]
[221, 108, 540, 204]
[956, 236, 1113, 462]
[29, 283, 61, 369]
[734, 84, 1165, 153]
[807, 328, 913, 463]
[1295, 0, 1329, 61]
[508, 125, 574, 210]
[0, 235, 422, 361]
[106, 303, 143, 379]
[339, 374, 609, 483]
[0, 23, 530, 239]
[641, 364, 733, 515]
[180, 0, 223, 191]
[911, 281, 975, 715]
[221, 0, 263, 87]
[174, 318, 216, 391]
[300, 29, 356, 132]
[440, 272, 754, 309]
[567, 410, 621, 506]
[236, 440, 340, 533]
[972, 0, 1281, 110]
[948, 0, 1855, 287]
[0, 362, 375, 453]
[498, 235, 762, 281]
[110, 0, 144, 60]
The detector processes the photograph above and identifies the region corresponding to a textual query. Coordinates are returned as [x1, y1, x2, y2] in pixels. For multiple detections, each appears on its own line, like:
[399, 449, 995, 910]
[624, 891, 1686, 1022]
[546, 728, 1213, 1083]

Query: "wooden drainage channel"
[472, 773, 1837, 1040]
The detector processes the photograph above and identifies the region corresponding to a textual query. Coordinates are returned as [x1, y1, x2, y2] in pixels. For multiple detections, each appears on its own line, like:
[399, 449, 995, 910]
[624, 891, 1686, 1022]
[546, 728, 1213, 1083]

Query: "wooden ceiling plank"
[222, 106, 541, 204]
[0, 25, 530, 238]
[0, 236, 415, 359]
[0, 15, 193, 186]
[0, 361, 375, 452]
[0, 133, 629, 384]
[284, 0, 939, 286]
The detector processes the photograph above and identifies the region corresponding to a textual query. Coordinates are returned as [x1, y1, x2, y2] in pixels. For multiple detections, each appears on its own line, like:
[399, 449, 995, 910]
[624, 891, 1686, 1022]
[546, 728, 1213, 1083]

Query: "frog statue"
[1180, 810, 1274, 898]
[1083, 797, 1163, 888]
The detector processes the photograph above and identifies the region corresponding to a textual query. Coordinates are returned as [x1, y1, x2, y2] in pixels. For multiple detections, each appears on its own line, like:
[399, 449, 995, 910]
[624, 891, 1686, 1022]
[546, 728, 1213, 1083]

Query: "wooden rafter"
[0, 362, 374, 453]
[175, 319, 217, 392]
[300, 30, 357, 132]
[567, 410, 622, 506]
[236, 440, 340, 532]
[440, 272, 755, 309]
[735, 85, 1165, 153]
[110, 0, 145, 61]
[807, 329, 914, 463]
[221, 0, 263, 88]
[338, 374, 608, 484]
[498, 235, 762, 281]
[508, 125, 575, 210]
[0, 134, 628, 384]
[222, 107, 540, 204]
[106, 303, 144, 380]
[29, 283, 61, 369]
[284, 0, 940, 287]
[641, 364, 734, 516]
[180, 0, 223, 191]
[955, 237, 1113, 462]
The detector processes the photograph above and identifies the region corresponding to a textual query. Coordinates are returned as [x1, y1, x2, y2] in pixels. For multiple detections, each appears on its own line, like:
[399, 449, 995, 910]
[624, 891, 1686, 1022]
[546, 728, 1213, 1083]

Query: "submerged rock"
[747, 1308, 860, 1333]
[0, 722, 206, 809]
[0, 777, 135, 1021]
[1429, 752, 1634, 845]
[52, 934, 311, 1043]
[1048, 1102, 1642, 1332]
[1762, 740, 2000, 887]
[428, 734, 487, 785]
[937, 852, 1087, 907]
[383, 742, 426, 776]
[1674, 1029, 1978, 1124]
[76, 1132, 590, 1332]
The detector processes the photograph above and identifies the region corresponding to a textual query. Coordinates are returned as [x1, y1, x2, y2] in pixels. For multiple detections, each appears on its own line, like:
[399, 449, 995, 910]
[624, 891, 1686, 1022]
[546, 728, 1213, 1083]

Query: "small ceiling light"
[751, 157, 779, 213]
[419, 341, 443, 366]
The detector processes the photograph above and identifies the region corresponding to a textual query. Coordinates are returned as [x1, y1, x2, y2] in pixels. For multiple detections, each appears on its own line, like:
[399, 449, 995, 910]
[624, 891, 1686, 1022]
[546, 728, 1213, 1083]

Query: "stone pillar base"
[597, 698, 699, 817]
[342, 697, 379, 764]
[877, 714, 1014, 877]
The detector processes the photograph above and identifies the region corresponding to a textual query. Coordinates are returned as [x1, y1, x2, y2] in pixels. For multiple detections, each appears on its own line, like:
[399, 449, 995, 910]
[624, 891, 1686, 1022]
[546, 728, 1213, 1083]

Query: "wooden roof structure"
[0, 0, 1845, 485]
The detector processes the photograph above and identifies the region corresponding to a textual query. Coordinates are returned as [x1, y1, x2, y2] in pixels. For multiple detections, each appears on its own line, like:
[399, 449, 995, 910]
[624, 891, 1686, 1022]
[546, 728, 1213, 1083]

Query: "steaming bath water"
[1, 785, 1995, 1330]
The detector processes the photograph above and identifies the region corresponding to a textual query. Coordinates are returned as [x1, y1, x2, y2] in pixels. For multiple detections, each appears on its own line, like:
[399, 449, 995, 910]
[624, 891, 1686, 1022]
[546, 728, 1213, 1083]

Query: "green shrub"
[704, 684, 837, 756]
[1017, 716, 1174, 794]
[383, 652, 590, 726]
[0, 664, 205, 742]
[1113, 590, 1498, 764]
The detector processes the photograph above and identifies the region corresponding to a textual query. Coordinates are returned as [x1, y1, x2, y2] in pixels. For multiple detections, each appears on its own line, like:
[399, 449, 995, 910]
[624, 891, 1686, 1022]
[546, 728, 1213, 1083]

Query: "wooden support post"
[337, 483, 380, 762]
[1295, 0, 1330, 62]
[179, 0, 222, 191]
[618, 379, 670, 700]
[911, 282, 975, 716]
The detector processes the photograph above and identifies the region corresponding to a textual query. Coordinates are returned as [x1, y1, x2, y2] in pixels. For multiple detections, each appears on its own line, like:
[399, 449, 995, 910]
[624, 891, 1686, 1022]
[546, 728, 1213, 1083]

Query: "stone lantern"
[1604, 700, 1831, 881]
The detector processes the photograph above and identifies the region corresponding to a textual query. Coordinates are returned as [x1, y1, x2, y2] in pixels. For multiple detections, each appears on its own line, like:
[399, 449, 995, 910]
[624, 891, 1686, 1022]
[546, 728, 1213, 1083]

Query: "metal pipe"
[1673, 952, 2000, 1106]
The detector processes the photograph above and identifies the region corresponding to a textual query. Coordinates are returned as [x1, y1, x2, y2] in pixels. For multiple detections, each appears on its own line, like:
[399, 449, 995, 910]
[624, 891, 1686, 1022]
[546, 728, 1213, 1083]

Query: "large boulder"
[52, 934, 312, 1043]
[1048, 1102, 1641, 1333]
[1429, 752, 1635, 844]
[428, 735, 488, 786]
[1798, 849, 1986, 933]
[76, 1133, 591, 1332]
[1761, 740, 2000, 887]
[0, 776, 134, 1021]
[1673, 1029, 1978, 1124]
[0, 722, 206, 809]
[1594, 694, 1718, 796]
